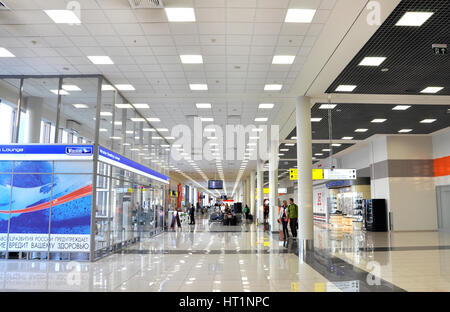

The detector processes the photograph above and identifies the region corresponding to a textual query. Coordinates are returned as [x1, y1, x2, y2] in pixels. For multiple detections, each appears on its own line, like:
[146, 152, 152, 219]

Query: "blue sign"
[98, 146, 169, 184]
[66, 146, 93, 156]
[0, 145, 94, 155]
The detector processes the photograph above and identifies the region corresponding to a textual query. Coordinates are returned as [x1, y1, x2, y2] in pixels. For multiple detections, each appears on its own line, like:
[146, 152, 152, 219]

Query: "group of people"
[278, 198, 298, 240]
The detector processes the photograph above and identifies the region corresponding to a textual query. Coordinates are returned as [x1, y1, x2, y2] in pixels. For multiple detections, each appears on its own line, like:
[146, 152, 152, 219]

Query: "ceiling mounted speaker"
[128, 0, 164, 9]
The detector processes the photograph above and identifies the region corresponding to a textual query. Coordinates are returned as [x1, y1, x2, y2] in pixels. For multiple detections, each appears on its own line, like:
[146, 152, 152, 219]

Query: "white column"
[256, 159, 264, 224]
[250, 171, 256, 217]
[296, 96, 314, 242]
[269, 139, 279, 232]
[25, 96, 43, 143]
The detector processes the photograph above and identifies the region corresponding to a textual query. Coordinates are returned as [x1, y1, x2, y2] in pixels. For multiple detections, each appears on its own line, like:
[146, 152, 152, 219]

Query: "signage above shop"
[289, 168, 356, 181]
[0, 144, 94, 160]
[98, 146, 169, 184]
[324, 169, 356, 180]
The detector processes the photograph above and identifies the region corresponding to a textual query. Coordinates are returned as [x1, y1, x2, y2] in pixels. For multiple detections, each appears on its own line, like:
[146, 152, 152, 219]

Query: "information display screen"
[208, 180, 223, 189]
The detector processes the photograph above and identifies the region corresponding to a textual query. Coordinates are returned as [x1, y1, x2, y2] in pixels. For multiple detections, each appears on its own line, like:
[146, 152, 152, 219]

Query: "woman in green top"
[243, 204, 250, 219]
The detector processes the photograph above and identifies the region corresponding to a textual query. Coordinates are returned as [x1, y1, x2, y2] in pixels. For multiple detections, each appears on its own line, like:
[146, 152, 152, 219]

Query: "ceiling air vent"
[0, 1, 10, 10]
[128, 0, 164, 9]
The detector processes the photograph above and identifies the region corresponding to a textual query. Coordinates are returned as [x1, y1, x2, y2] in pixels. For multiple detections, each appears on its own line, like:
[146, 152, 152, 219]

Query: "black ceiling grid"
[282, 103, 450, 161]
[326, 0, 450, 95]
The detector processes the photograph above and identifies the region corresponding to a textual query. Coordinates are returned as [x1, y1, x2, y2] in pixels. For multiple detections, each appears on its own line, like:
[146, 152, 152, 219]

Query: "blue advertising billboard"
[0, 145, 93, 253]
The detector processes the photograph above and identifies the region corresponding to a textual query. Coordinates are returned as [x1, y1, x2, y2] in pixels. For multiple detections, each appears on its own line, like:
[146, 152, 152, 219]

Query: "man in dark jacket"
[189, 204, 195, 225]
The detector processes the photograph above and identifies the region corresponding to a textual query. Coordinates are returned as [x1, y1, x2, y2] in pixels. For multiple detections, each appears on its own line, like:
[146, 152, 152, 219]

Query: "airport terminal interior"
[0, 0, 449, 293]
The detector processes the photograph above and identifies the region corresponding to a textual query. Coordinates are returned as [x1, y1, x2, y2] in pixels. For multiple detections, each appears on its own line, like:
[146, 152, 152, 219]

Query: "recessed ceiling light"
[335, 85, 357, 92]
[147, 118, 160, 122]
[255, 118, 268, 122]
[258, 103, 275, 109]
[196, 103, 211, 109]
[272, 55, 295, 64]
[371, 119, 387, 123]
[355, 129, 368, 132]
[332, 144, 342, 147]
[99, 128, 107, 132]
[398, 129, 413, 133]
[311, 118, 323, 122]
[115, 104, 133, 109]
[180, 55, 203, 64]
[0, 48, 15, 58]
[252, 128, 264, 132]
[110, 136, 121, 140]
[319, 104, 336, 110]
[421, 87, 444, 94]
[315, 153, 323, 156]
[285, 143, 295, 146]
[322, 149, 331, 152]
[359, 57, 387, 66]
[102, 85, 115, 91]
[50, 89, 69, 95]
[420, 119, 436, 123]
[131, 117, 145, 122]
[62, 85, 81, 91]
[165, 8, 196, 22]
[285, 9, 316, 23]
[126, 130, 133, 134]
[133, 104, 150, 109]
[392, 105, 411, 111]
[200, 117, 214, 122]
[157, 128, 169, 132]
[264, 84, 282, 91]
[342, 137, 354, 140]
[396, 12, 434, 27]
[115, 84, 135, 91]
[190, 84, 208, 91]
[72, 103, 88, 109]
[280, 149, 289, 152]
[113, 121, 122, 125]
[143, 128, 155, 132]
[44, 10, 81, 24]
[88, 56, 114, 65]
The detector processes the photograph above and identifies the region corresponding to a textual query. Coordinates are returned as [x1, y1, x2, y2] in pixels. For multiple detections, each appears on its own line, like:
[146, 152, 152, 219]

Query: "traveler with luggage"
[288, 198, 298, 239]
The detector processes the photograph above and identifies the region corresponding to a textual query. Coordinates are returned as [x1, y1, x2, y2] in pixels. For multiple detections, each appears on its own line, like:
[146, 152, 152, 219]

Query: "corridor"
[1, 217, 449, 292]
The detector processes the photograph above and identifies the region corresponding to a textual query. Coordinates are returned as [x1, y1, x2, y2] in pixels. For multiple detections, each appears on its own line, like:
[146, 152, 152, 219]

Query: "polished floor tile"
[1, 216, 450, 292]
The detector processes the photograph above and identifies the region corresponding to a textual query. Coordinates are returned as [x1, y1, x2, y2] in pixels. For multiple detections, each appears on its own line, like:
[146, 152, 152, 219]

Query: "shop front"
[0, 144, 169, 262]
[314, 178, 382, 232]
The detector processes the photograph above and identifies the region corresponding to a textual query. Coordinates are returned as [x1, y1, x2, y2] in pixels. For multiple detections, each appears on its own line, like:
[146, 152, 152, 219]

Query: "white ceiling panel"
[0, 0, 337, 188]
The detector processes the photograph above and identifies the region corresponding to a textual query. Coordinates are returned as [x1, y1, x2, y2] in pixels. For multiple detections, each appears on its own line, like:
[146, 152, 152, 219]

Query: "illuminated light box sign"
[0, 144, 94, 160]
[324, 169, 356, 180]
[290, 168, 356, 180]
[98, 146, 169, 184]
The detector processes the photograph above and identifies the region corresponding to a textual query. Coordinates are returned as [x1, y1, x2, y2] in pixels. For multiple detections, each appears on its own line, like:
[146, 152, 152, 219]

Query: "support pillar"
[296, 96, 314, 250]
[25, 96, 43, 143]
[250, 171, 256, 218]
[269, 138, 279, 233]
[256, 159, 263, 224]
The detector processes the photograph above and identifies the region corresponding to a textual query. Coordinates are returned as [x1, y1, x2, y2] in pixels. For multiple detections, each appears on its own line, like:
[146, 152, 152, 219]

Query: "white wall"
[389, 177, 437, 231]
[387, 136, 433, 159]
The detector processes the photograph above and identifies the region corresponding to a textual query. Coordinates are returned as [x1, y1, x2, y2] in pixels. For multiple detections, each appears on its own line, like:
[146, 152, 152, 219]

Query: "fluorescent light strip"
[44, 10, 81, 24]
[88, 56, 114, 65]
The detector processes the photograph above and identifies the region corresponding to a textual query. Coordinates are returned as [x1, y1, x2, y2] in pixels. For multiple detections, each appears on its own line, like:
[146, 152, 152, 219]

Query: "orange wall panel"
[434, 156, 450, 177]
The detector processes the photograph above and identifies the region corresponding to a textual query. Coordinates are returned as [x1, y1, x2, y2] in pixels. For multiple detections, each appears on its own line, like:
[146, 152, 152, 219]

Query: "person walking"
[279, 200, 289, 241]
[189, 204, 195, 225]
[288, 198, 298, 240]
[243, 204, 250, 220]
